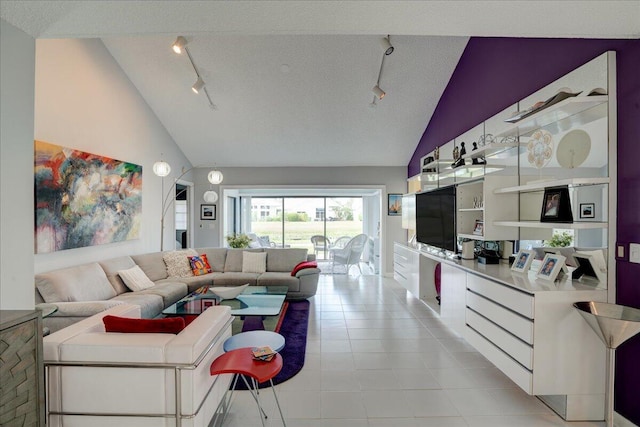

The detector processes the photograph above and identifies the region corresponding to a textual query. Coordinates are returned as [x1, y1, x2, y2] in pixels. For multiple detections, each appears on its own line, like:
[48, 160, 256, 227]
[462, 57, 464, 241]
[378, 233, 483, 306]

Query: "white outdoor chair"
[330, 234, 368, 275]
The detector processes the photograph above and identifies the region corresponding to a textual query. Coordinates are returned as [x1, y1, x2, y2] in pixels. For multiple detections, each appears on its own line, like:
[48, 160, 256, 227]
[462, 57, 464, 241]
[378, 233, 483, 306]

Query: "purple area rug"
[233, 300, 310, 389]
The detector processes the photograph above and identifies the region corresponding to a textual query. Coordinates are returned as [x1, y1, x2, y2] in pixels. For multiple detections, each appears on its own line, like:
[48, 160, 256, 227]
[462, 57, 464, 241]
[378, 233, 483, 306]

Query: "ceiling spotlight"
[172, 36, 187, 54]
[192, 77, 205, 94]
[372, 85, 386, 100]
[381, 36, 394, 56]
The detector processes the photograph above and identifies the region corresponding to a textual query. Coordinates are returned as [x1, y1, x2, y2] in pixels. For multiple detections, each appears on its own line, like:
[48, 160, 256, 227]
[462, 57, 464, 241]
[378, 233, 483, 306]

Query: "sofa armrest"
[166, 306, 232, 364]
[295, 267, 320, 278]
[43, 300, 127, 318]
[44, 304, 141, 361]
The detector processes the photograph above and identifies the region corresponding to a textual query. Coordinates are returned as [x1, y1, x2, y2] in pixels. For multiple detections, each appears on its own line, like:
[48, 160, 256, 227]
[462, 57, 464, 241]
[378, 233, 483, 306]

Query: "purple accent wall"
[409, 37, 640, 423]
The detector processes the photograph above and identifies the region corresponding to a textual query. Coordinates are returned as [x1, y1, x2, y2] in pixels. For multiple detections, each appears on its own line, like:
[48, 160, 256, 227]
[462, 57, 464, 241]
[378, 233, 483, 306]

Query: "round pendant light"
[207, 170, 224, 184]
[203, 190, 219, 203]
[153, 160, 171, 177]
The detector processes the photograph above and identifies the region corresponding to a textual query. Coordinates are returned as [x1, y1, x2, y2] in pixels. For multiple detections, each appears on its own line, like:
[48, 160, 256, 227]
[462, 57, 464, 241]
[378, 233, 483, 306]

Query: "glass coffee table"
[162, 286, 289, 332]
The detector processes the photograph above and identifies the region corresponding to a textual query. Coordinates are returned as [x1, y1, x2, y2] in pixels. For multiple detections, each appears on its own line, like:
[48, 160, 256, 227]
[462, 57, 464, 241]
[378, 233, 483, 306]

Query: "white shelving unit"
[460, 140, 523, 161]
[494, 95, 608, 139]
[494, 177, 610, 194]
[457, 176, 519, 242]
[494, 220, 608, 229]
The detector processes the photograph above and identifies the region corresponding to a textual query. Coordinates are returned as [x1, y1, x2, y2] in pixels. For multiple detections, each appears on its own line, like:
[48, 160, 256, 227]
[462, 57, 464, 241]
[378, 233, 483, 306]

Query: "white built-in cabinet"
[394, 252, 607, 421]
[395, 51, 617, 422]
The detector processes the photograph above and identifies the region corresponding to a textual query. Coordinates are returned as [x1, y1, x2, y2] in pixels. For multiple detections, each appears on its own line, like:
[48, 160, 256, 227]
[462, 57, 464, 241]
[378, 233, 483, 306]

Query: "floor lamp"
[153, 160, 223, 251]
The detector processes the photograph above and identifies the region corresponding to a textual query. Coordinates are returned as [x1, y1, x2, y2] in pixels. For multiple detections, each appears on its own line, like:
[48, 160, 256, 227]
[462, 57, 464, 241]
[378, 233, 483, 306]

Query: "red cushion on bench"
[291, 261, 318, 276]
[103, 315, 185, 334]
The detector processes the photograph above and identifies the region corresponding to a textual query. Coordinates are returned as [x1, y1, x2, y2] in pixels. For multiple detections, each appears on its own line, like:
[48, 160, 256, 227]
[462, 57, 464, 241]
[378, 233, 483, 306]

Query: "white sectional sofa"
[36, 247, 320, 333]
[43, 303, 233, 427]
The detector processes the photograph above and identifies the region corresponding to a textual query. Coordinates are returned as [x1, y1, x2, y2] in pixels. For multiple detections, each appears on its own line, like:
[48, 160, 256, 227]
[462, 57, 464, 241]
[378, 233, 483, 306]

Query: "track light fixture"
[172, 36, 187, 54]
[370, 35, 393, 105]
[380, 36, 394, 56]
[372, 85, 386, 100]
[171, 35, 216, 110]
[192, 77, 205, 94]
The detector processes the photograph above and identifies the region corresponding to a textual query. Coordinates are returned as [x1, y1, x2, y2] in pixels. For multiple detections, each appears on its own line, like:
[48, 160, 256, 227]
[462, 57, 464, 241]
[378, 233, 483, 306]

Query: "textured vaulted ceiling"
[2, 1, 637, 167]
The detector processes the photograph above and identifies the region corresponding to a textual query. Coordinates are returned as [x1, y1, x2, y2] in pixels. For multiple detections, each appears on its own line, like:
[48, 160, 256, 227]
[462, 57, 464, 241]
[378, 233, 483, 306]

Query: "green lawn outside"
[251, 220, 363, 255]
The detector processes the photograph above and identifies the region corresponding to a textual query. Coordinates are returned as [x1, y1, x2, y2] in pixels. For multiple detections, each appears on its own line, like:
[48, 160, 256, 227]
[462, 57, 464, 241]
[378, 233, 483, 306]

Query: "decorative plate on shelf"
[556, 129, 591, 169]
[527, 129, 553, 169]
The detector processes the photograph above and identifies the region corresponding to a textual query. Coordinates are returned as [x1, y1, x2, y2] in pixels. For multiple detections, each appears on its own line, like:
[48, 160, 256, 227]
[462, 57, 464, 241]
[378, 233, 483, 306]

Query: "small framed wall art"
[580, 203, 595, 219]
[511, 249, 535, 273]
[536, 253, 567, 282]
[388, 194, 402, 216]
[200, 204, 216, 220]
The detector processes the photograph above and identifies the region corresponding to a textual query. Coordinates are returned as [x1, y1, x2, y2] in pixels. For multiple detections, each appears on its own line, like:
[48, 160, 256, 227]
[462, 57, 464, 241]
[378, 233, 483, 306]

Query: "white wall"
[191, 166, 407, 275]
[33, 38, 191, 273]
[0, 20, 36, 309]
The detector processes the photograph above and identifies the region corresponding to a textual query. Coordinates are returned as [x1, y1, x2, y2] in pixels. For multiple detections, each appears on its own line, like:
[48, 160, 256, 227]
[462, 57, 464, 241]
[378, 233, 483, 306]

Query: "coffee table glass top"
[162, 285, 288, 317]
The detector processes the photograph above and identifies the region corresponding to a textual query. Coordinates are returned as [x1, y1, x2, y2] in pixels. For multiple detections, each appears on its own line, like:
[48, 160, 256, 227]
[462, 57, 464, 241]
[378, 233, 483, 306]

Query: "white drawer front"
[466, 291, 534, 344]
[467, 274, 534, 319]
[466, 309, 533, 370]
[465, 326, 533, 394]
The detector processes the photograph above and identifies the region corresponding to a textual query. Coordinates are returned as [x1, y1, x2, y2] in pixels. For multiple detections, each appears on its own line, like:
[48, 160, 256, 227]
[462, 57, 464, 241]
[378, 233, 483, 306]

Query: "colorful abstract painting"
[34, 140, 142, 253]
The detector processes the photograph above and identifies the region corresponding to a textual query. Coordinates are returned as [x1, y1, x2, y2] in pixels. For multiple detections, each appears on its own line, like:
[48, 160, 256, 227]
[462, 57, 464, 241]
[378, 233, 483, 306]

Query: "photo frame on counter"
[536, 253, 566, 282]
[511, 249, 535, 273]
[572, 253, 607, 283]
[200, 204, 216, 220]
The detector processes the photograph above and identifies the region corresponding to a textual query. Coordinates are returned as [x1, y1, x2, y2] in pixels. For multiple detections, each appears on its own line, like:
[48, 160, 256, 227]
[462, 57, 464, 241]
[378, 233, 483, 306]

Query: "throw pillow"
[189, 254, 213, 276]
[117, 265, 155, 291]
[103, 315, 185, 334]
[242, 252, 267, 274]
[163, 249, 198, 278]
[291, 261, 318, 276]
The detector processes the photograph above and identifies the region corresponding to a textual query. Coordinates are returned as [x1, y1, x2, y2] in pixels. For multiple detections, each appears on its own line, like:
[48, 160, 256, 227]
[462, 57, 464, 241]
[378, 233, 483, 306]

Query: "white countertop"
[397, 243, 607, 295]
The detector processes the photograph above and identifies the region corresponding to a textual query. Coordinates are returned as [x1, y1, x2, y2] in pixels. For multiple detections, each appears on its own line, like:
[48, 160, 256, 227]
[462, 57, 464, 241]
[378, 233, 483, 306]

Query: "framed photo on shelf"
[536, 253, 566, 281]
[200, 204, 216, 220]
[388, 194, 402, 216]
[540, 186, 573, 223]
[580, 203, 595, 219]
[511, 249, 535, 273]
[472, 220, 484, 236]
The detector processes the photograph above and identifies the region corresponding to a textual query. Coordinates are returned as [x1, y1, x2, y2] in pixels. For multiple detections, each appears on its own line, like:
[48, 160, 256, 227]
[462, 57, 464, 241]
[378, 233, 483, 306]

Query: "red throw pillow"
[189, 254, 213, 276]
[291, 261, 318, 276]
[103, 315, 185, 334]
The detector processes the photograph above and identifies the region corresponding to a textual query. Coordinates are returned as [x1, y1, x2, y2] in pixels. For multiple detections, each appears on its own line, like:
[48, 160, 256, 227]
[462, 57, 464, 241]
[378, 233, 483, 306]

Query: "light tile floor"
[221, 272, 605, 427]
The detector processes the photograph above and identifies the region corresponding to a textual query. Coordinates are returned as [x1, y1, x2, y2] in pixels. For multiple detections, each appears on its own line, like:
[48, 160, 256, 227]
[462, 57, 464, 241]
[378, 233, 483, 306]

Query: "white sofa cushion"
[118, 265, 155, 291]
[242, 251, 267, 273]
[36, 263, 117, 303]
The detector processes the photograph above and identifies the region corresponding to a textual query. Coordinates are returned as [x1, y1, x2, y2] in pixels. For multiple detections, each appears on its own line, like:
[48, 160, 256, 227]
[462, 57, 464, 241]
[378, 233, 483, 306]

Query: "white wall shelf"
[493, 220, 608, 229]
[458, 208, 484, 212]
[458, 233, 487, 240]
[494, 95, 608, 138]
[494, 177, 610, 194]
[461, 141, 523, 160]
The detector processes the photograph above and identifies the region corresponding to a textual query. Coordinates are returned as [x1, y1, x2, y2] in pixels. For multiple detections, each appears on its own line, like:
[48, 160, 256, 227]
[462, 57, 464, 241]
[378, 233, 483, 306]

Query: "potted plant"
[226, 233, 251, 248]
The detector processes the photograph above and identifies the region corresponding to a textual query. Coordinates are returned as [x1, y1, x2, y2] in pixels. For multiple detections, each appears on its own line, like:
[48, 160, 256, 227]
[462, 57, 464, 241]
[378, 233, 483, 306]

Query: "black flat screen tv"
[415, 186, 457, 252]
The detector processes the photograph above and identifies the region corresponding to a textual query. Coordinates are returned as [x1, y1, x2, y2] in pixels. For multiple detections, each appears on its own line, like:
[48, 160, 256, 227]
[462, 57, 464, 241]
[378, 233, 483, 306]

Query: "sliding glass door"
[247, 196, 363, 259]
